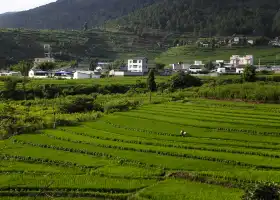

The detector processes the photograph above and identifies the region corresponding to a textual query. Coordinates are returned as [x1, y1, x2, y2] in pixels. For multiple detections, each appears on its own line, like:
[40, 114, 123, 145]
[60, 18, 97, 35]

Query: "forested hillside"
[106, 0, 280, 37]
[0, 0, 160, 29]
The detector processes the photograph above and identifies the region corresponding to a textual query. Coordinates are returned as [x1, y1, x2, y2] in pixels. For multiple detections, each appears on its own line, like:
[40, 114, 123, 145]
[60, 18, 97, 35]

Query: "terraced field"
[1, 99, 280, 199]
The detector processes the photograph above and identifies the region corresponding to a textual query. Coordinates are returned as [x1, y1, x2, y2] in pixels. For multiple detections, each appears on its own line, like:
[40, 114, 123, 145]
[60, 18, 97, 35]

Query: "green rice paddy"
[1, 99, 280, 199]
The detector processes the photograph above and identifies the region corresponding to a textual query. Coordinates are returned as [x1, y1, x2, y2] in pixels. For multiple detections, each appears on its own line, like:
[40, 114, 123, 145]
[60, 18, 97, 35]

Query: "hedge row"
[57, 128, 280, 159]
[12, 139, 159, 169]
[0, 154, 93, 170]
[113, 113, 280, 138]
[0, 187, 142, 194]
[0, 191, 130, 199]
[13, 139, 278, 171]
[104, 121, 177, 137]
[216, 127, 280, 137]
[168, 172, 258, 189]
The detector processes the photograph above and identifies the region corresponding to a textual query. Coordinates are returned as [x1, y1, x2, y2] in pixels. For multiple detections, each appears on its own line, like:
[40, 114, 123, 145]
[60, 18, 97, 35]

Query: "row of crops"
[1, 99, 280, 199]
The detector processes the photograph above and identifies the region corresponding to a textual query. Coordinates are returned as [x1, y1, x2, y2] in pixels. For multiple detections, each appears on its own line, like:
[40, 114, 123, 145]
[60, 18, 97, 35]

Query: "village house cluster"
[2, 41, 280, 79]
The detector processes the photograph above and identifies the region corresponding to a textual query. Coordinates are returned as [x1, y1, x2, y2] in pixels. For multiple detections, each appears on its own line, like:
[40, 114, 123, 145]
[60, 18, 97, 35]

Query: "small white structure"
[34, 57, 55, 68]
[194, 60, 203, 65]
[216, 60, 224, 64]
[170, 63, 182, 71]
[28, 69, 49, 78]
[233, 37, 240, 43]
[54, 71, 73, 79]
[109, 70, 145, 77]
[189, 66, 203, 73]
[230, 55, 253, 67]
[170, 63, 191, 71]
[236, 67, 245, 74]
[0, 71, 21, 77]
[127, 57, 148, 73]
[217, 67, 226, 74]
[247, 40, 254, 45]
[73, 71, 100, 79]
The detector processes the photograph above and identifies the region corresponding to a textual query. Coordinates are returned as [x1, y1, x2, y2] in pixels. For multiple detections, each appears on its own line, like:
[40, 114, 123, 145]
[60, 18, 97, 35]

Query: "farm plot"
[1, 99, 280, 199]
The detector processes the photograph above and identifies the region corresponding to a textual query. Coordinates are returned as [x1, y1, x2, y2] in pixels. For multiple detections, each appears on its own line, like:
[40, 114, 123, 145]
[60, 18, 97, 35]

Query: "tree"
[90, 58, 98, 71]
[146, 69, 157, 102]
[3, 77, 19, 96]
[38, 62, 56, 71]
[170, 71, 202, 89]
[155, 63, 165, 71]
[242, 182, 280, 200]
[83, 22, 88, 31]
[243, 65, 256, 82]
[204, 61, 215, 71]
[112, 59, 125, 70]
[11, 61, 32, 100]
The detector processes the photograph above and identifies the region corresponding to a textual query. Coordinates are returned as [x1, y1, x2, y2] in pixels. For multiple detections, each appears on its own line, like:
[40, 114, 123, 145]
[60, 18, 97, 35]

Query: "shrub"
[170, 71, 202, 89]
[59, 95, 103, 113]
[104, 99, 141, 114]
[243, 65, 256, 82]
[242, 182, 280, 200]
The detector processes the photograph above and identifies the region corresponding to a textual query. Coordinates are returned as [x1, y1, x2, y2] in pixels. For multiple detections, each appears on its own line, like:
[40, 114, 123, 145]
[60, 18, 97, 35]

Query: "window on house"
[133, 60, 137, 63]
[138, 60, 141, 63]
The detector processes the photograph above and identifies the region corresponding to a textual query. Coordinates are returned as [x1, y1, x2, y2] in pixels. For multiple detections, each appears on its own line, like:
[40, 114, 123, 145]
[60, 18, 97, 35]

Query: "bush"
[170, 71, 202, 89]
[104, 99, 141, 114]
[243, 65, 256, 82]
[59, 95, 103, 113]
[242, 182, 280, 200]
[197, 82, 280, 103]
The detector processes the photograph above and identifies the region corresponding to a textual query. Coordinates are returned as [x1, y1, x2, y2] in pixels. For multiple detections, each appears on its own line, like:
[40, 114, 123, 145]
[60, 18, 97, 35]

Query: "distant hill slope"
[0, 0, 160, 29]
[0, 29, 175, 66]
[105, 0, 280, 37]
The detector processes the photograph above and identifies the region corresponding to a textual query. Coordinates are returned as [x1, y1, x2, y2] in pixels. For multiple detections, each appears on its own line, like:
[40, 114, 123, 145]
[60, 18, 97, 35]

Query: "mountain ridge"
[0, 0, 161, 29]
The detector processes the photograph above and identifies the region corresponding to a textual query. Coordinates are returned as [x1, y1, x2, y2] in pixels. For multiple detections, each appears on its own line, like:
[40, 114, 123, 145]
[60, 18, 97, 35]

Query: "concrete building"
[0, 71, 21, 77]
[28, 69, 49, 78]
[230, 55, 254, 67]
[73, 71, 100, 79]
[127, 57, 148, 73]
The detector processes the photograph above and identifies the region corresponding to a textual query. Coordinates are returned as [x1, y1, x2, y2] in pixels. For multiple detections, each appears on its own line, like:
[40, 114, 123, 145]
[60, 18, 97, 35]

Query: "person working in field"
[180, 130, 187, 137]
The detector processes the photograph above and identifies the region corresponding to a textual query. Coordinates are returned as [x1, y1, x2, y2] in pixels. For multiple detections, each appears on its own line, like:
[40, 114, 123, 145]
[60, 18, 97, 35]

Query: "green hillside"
[0, 0, 161, 29]
[155, 45, 280, 65]
[106, 0, 280, 37]
[0, 28, 174, 66]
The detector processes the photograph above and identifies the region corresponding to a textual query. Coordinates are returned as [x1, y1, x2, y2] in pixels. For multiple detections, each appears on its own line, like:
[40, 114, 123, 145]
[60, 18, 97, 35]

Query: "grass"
[138, 179, 243, 200]
[155, 45, 280, 65]
[3, 98, 280, 198]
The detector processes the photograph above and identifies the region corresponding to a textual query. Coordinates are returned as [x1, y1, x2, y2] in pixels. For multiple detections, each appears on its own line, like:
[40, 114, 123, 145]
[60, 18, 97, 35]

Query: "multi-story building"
[127, 57, 148, 73]
[230, 55, 254, 67]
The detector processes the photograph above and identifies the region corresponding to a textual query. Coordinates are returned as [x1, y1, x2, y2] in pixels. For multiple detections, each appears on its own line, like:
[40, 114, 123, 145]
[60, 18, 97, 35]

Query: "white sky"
[0, 0, 56, 14]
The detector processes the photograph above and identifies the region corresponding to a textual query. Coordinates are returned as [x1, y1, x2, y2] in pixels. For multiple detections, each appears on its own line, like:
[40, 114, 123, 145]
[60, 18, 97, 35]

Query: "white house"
[127, 57, 148, 73]
[189, 66, 203, 73]
[34, 57, 55, 68]
[73, 71, 100, 79]
[194, 60, 203, 65]
[28, 69, 49, 78]
[236, 67, 245, 74]
[230, 55, 253, 67]
[54, 71, 73, 79]
[170, 63, 182, 71]
[0, 71, 21, 77]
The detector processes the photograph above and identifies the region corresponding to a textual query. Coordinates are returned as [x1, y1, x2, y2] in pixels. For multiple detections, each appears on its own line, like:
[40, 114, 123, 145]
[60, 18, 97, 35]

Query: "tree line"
[112, 0, 280, 37]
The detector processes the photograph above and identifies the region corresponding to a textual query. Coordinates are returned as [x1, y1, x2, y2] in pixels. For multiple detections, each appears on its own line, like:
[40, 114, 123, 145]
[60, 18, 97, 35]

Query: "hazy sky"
[0, 0, 56, 14]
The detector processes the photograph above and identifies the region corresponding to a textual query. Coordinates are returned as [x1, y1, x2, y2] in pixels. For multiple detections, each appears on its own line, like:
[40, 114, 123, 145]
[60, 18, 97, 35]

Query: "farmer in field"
[180, 130, 187, 137]
[180, 130, 187, 136]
